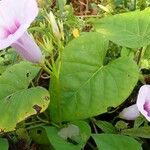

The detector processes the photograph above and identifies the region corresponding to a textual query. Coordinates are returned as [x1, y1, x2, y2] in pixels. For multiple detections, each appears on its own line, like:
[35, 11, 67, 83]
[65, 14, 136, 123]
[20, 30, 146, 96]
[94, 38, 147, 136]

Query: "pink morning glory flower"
[0, 0, 43, 63]
[137, 85, 150, 121]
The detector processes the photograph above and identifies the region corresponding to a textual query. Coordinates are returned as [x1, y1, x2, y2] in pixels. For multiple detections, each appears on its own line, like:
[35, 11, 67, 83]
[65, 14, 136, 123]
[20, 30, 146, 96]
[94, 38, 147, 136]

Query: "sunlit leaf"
[94, 8, 150, 48]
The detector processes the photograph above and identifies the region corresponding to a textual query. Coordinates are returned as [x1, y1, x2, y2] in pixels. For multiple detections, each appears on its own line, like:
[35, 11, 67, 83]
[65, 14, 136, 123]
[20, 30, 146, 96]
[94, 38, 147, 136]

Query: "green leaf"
[44, 121, 91, 150]
[57, 0, 66, 13]
[94, 8, 150, 48]
[0, 61, 39, 90]
[95, 120, 117, 134]
[29, 127, 50, 145]
[144, 45, 150, 59]
[134, 116, 145, 128]
[92, 134, 142, 150]
[0, 87, 50, 132]
[50, 32, 139, 121]
[0, 62, 50, 132]
[121, 127, 150, 138]
[0, 138, 8, 150]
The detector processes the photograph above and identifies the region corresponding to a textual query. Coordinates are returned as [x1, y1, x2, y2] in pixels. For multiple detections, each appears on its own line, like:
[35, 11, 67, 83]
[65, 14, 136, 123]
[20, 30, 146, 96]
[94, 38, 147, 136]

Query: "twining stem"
[26, 123, 47, 130]
[124, 0, 127, 8]
[133, 0, 136, 10]
[42, 64, 55, 76]
[87, 142, 97, 150]
[45, 59, 54, 71]
[36, 116, 50, 124]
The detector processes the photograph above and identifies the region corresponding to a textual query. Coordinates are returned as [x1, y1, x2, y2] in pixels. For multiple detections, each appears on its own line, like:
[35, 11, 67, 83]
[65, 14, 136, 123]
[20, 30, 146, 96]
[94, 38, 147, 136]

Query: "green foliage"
[29, 127, 50, 145]
[95, 120, 118, 134]
[0, 62, 50, 132]
[122, 126, 150, 138]
[94, 8, 150, 48]
[50, 32, 139, 122]
[44, 121, 91, 150]
[2, 1, 150, 149]
[0, 138, 8, 150]
[92, 134, 142, 150]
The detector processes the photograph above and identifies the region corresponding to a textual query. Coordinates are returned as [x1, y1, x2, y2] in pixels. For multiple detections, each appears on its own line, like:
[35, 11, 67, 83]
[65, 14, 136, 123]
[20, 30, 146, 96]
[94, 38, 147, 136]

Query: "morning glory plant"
[0, 0, 43, 63]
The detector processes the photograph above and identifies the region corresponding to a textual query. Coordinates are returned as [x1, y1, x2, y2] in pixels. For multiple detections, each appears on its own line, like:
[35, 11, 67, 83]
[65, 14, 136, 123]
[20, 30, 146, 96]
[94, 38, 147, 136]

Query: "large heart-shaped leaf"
[94, 8, 150, 48]
[50, 32, 138, 121]
[0, 62, 50, 132]
[92, 134, 142, 150]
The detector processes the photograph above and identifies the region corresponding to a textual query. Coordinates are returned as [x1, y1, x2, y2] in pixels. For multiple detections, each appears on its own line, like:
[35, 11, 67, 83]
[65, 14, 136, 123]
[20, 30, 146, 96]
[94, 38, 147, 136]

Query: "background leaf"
[50, 32, 139, 121]
[121, 127, 150, 138]
[94, 8, 150, 48]
[92, 134, 142, 150]
[0, 138, 8, 150]
[95, 120, 118, 134]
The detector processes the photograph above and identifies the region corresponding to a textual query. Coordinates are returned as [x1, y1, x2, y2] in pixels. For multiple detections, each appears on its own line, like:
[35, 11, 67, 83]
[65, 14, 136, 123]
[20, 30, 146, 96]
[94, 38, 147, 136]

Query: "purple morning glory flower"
[137, 85, 150, 121]
[0, 0, 43, 63]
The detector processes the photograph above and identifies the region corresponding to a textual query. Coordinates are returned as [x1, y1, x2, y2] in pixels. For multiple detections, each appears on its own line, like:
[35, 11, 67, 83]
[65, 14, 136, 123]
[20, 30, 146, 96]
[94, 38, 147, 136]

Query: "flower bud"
[119, 104, 140, 120]
[48, 11, 61, 40]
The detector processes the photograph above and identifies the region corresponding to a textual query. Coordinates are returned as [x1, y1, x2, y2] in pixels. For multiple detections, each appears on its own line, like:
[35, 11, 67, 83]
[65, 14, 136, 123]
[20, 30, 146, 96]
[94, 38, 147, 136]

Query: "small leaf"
[134, 116, 145, 128]
[95, 120, 117, 134]
[121, 127, 150, 138]
[92, 134, 142, 150]
[29, 127, 50, 145]
[94, 8, 150, 48]
[0, 138, 8, 150]
[44, 121, 91, 150]
[115, 121, 128, 130]
[56, 0, 66, 13]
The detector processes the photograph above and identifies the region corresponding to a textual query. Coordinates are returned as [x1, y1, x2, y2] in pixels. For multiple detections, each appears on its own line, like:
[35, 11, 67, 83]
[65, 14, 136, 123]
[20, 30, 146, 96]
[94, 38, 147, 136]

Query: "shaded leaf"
[0, 138, 8, 150]
[122, 126, 150, 138]
[92, 133, 142, 150]
[95, 120, 117, 134]
[44, 121, 91, 150]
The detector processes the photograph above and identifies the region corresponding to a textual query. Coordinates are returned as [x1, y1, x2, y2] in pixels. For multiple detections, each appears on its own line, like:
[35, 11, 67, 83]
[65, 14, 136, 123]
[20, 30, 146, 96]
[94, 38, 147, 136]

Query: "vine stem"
[42, 64, 55, 76]
[137, 46, 147, 66]
[134, 0, 136, 10]
[26, 123, 47, 130]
